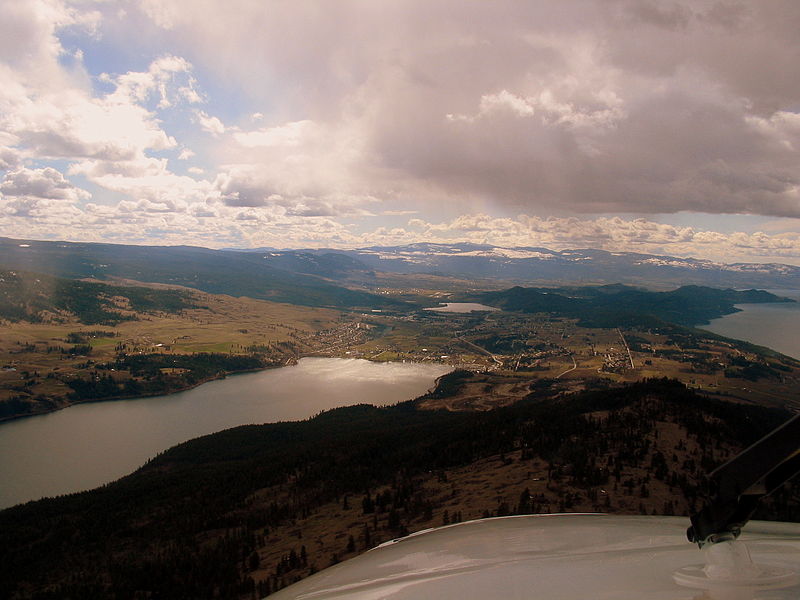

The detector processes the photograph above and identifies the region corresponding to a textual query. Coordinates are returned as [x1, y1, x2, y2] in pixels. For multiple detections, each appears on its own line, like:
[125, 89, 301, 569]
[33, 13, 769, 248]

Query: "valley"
[0, 276, 346, 420]
[2, 238, 800, 599]
[5, 8, 800, 597]
[3, 262, 800, 422]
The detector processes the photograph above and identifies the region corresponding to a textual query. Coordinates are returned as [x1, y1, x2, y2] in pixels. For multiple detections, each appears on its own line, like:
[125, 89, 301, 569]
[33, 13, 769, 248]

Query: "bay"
[700, 290, 800, 359]
[0, 357, 451, 510]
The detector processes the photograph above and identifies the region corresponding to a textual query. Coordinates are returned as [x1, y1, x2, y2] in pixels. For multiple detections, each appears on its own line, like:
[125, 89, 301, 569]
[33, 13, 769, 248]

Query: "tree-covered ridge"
[0, 352, 274, 421]
[0, 269, 198, 325]
[0, 238, 405, 310]
[1, 378, 795, 599]
[477, 284, 793, 327]
[62, 353, 270, 402]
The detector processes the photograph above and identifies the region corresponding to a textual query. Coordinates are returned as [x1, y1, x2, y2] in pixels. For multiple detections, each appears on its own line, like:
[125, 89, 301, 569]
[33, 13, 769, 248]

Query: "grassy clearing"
[0, 291, 343, 418]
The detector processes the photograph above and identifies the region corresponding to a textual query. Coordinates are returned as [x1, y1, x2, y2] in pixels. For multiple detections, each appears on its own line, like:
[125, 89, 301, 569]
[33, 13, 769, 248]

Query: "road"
[616, 328, 635, 369]
[556, 353, 577, 378]
[457, 337, 503, 369]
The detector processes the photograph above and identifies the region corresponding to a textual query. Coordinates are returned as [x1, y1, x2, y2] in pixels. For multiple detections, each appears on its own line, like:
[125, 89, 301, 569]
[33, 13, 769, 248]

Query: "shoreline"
[0, 355, 458, 425]
[0, 357, 455, 510]
[0, 359, 298, 425]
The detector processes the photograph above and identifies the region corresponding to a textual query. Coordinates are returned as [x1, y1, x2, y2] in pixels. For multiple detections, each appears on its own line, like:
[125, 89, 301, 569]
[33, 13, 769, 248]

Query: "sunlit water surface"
[700, 290, 800, 359]
[0, 357, 451, 509]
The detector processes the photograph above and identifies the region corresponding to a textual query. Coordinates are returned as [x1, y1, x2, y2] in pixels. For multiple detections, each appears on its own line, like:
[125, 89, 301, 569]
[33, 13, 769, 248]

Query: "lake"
[701, 290, 800, 359]
[425, 303, 500, 313]
[0, 358, 451, 510]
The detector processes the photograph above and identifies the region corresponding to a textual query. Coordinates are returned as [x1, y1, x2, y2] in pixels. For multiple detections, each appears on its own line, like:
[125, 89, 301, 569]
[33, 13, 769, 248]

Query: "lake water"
[0, 358, 451, 510]
[701, 290, 800, 359]
[425, 303, 500, 313]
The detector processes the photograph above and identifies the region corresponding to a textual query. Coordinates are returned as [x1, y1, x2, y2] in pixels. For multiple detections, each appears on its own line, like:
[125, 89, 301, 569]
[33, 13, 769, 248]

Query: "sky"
[1, 1, 800, 264]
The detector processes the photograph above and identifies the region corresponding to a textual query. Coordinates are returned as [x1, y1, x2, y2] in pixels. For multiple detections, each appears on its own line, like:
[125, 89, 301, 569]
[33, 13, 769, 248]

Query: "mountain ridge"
[5, 236, 800, 297]
[332, 243, 800, 288]
[0, 237, 399, 310]
[474, 284, 793, 328]
[210, 241, 800, 289]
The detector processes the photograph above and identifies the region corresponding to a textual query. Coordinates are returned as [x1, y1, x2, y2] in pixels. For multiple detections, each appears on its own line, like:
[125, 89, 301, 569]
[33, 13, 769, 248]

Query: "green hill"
[0, 269, 197, 325]
[0, 238, 405, 310]
[478, 284, 792, 328]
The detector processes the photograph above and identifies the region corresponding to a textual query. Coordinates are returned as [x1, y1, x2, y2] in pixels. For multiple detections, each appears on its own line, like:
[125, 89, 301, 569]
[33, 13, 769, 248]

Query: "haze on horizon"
[1, 1, 800, 265]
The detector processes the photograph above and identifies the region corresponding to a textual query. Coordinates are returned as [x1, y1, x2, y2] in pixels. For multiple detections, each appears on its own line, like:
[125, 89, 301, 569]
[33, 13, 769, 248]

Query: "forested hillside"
[478, 284, 793, 327]
[0, 269, 196, 325]
[0, 238, 401, 310]
[1, 378, 796, 599]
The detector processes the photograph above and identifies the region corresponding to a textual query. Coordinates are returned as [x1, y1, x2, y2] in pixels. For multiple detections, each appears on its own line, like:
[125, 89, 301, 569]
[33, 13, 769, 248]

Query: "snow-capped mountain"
[8, 236, 800, 291]
[299, 243, 800, 289]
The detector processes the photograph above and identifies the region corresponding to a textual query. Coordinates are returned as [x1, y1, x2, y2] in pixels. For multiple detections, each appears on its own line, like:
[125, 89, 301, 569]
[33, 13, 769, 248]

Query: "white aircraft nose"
[268, 514, 800, 599]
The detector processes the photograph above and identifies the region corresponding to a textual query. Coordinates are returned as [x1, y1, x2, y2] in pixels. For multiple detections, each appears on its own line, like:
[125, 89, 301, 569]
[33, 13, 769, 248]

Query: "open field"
[5, 286, 800, 420]
[349, 309, 800, 412]
[0, 291, 345, 419]
[4, 273, 800, 423]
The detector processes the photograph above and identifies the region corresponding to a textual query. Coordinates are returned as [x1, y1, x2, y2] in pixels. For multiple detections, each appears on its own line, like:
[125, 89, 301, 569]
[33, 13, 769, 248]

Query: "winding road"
[556, 353, 577, 378]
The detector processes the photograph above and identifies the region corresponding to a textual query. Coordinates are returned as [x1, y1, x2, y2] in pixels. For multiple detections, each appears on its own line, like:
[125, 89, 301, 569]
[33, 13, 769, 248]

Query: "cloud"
[211, 116, 382, 217]
[7, 191, 800, 265]
[393, 213, 800, 263]
[0, 146, 21, 170]
[138, 0, 179, 30]
[1, 52, 182, 163]
[70, 156, 215, 207]
[2, 90, 177, 161]
[195, 110, 225, 136]
[233, 120, 314, 148]
[1, 166, 90, 202]
[0, 2, 189, 170]
[1, 196, 85, 220]
[479, 90, 535, 118]
[0, 0, 99, 82]
[0, 0, 212, 223]
[0, 2, 221, 236]
[130, 0, 800, 219]
[382, 210, 418, 216]
[211, 166, 374, 218]
[3, 0, 800, 263]
[105, 54, 200, 109]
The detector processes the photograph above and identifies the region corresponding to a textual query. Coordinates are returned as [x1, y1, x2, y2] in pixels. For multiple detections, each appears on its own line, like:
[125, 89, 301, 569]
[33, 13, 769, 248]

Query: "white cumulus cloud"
[195, 110, 225, 136]
[1, 166, 90, 202]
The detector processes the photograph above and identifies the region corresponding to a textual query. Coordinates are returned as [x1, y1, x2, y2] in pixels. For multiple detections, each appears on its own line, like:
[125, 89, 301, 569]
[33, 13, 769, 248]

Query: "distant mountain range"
[4, 237, 800, 296]
[236, 242, 800, 289]
[0, 237, 397, 310]
[0, 269, 196, 325]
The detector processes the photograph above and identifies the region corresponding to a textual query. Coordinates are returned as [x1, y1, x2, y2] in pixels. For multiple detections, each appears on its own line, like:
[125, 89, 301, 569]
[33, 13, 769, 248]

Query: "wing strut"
[687, 413, 800, 547]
